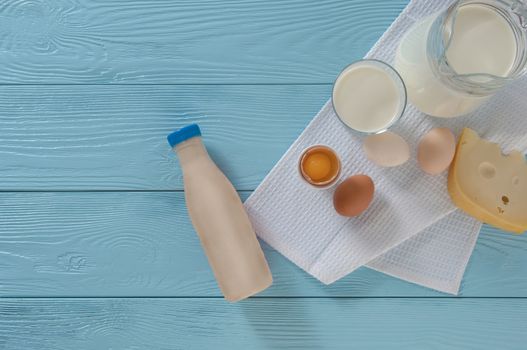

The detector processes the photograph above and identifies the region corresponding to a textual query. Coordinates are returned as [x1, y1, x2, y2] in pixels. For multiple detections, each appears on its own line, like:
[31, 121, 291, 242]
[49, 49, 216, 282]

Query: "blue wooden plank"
[0, 191, 525, 297]
[0, 298, 525, 349]
[2, 0, 522, 348]
[0, 0, 409, 83]
[0, 85, 326, 190]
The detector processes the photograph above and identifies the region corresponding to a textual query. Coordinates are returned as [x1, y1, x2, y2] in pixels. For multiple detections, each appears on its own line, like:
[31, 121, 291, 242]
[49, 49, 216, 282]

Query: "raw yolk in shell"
[303, 153, 332, 181]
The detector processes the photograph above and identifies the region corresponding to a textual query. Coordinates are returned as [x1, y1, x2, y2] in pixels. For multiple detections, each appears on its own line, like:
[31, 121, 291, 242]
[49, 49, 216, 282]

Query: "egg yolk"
[304, 153, 332, 181]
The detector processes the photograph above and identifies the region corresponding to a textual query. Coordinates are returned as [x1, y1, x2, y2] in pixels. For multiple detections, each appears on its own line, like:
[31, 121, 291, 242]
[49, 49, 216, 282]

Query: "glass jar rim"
[430, 0, 527, 94]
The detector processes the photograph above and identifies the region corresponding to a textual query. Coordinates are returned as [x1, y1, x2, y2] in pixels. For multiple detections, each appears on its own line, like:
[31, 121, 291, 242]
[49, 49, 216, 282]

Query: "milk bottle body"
[169, 125, 272, 302]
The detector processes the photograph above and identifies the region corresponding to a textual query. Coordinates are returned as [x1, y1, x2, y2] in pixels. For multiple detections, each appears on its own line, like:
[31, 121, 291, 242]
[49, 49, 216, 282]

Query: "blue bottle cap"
[167, 124, 202, 147]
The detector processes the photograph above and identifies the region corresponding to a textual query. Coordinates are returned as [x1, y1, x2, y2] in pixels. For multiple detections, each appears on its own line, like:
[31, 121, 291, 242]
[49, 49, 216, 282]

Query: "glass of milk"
[395, 0, 527, 118]
[332, 59, 407, 134]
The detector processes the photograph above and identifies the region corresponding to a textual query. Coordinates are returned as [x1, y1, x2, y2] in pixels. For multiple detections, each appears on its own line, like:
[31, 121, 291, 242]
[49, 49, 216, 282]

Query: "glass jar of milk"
[395, 0, 527, 118]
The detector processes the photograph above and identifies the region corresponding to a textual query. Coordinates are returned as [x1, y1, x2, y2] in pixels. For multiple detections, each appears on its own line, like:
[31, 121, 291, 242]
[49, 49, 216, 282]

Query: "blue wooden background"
[0, 0, 526, 349]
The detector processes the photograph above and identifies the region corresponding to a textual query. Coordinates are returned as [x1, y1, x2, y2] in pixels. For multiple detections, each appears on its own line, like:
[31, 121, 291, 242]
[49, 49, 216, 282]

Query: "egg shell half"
[333, 175, 375, 217]
[418, 127, 456, 175]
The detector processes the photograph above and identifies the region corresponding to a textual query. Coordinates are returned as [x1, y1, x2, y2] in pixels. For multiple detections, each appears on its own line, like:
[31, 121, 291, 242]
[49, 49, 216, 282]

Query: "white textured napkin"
[245, 0, 527, 294]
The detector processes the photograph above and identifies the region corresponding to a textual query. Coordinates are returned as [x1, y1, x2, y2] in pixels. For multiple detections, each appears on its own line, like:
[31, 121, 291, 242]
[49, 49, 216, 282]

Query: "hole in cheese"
[479, 162, 496, 179]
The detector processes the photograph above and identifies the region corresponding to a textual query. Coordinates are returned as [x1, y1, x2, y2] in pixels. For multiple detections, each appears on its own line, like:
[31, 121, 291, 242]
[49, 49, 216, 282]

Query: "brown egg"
[333, 175, 375, 217]
[418, 128, 456, 175]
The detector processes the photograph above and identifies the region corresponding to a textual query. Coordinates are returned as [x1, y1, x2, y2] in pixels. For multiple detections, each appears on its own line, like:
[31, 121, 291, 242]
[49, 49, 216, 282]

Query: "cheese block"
[448, 128, 527, 234]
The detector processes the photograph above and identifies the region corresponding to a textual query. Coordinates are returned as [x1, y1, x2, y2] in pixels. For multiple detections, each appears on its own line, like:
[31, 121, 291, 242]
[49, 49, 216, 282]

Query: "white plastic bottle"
[167, 124, 272, 302]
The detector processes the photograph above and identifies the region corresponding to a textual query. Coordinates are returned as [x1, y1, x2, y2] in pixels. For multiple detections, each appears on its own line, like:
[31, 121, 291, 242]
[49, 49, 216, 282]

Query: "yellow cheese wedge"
[448, 128, 527, 234]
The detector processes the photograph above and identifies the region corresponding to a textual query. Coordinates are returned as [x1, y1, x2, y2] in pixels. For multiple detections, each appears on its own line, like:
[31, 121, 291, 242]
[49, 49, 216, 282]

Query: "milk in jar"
[395, 1, 527, 118]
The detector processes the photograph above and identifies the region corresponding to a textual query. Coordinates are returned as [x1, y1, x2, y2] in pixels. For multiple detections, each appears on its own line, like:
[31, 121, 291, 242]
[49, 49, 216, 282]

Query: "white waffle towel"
[245, 0, 527, 294]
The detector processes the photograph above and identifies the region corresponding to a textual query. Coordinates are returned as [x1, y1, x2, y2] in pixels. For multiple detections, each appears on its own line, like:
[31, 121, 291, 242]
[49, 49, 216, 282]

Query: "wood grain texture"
[0, 85, 327, 190]
[0, 191, 525, 297]
[0, 0, 408, 84]
[2, 0, 524, 348]
[0, 298, 525, 350]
